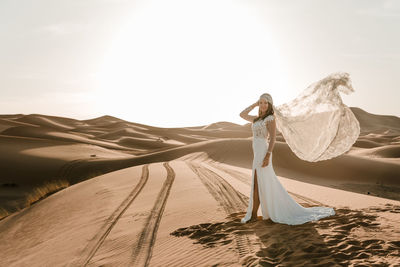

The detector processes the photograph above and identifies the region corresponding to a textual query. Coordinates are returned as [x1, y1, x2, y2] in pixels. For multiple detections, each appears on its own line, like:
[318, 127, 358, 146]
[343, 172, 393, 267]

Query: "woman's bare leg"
[252, 169, 260, 219]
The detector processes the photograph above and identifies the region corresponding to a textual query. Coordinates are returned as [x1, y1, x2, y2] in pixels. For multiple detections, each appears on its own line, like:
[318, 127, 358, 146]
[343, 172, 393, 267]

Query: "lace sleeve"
[273, 72, 360, 162]
[263, 114, 275, 122]
[265, 115, 276, 153]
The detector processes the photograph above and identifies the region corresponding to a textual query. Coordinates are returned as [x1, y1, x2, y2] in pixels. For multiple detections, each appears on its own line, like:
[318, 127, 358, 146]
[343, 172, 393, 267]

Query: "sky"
[1, 0, 399, 127]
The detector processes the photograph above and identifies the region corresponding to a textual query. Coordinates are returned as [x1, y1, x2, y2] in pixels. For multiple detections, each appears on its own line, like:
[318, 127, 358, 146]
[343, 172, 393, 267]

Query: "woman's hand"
[262, 153, 271, 167]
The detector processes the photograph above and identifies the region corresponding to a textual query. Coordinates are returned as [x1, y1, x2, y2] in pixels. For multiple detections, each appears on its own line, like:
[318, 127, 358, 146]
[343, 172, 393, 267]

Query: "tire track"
[71, 164, 150, 267]
[56, 157, 100, 182]
[130, 162, 176, 267]
[207, 161, 324, 206]
[56, 159, 83, 180]
[186, 162, 248, 212]
[206, 161, 250, 187]
[185, 161, 255, 260]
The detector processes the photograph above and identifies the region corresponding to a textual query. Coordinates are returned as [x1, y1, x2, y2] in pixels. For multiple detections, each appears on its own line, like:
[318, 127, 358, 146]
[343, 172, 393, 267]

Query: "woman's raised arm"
[239, 101, 258, 122]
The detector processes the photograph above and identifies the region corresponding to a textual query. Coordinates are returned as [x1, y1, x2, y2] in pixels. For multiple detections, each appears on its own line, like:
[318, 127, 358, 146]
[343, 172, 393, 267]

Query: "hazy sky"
[1, 0, 399, 127]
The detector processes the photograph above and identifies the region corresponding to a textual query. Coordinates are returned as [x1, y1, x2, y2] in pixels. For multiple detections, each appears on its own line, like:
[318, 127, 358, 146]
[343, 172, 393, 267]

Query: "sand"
[0, 107, 399, 266]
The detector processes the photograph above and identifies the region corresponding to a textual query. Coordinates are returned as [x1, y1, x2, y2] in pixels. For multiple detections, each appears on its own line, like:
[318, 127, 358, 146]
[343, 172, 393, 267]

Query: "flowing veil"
[273, 72, 360, 162]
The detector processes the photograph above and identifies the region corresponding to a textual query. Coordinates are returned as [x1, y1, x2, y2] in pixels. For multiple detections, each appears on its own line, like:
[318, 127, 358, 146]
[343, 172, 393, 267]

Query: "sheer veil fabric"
[240, 72, 360, 225]
[273, 72, 360, 162]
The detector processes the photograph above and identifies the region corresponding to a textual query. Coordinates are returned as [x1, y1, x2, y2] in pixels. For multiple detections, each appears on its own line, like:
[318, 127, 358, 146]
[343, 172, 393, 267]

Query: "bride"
[239, 72, 360, 225]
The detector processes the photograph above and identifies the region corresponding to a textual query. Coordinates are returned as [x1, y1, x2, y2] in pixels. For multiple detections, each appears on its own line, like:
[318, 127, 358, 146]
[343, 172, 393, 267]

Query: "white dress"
[240, 114, 336, 225]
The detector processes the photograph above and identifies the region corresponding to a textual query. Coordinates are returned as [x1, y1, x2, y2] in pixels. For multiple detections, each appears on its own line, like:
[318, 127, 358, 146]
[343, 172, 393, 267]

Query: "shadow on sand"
[171, 203, 400, 266]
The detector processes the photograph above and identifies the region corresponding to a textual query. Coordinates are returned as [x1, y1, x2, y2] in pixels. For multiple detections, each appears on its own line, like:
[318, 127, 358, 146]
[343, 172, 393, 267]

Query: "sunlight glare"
[95, 0, 287, 125]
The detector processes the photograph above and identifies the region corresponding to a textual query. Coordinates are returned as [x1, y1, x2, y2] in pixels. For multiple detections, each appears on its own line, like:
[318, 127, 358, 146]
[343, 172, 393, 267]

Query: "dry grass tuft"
[0, 207, 10, 221]
[25, 179, 70, 207]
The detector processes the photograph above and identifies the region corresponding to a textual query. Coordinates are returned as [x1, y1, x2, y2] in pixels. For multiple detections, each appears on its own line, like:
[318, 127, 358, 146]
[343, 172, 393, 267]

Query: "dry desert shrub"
[25, 179, 70, 206]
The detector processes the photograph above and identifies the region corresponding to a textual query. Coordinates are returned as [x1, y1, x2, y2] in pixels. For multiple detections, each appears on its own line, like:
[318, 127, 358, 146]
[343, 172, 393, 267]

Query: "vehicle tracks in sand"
[73, 162, 176, 267]
[71, 163, 150, 267]
[130, 162, 176, 267]
[57, 159, 84, 180]
[186, 161, 257, 260]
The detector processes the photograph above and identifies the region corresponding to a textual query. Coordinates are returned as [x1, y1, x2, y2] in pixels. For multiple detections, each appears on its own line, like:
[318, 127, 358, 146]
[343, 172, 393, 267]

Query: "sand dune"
[351, 107, 400, 134]
[0, 107, 399, 266]
[15, 114, 82, 130]
[0, 118, 38, 132]
[96, 128, 158, 140]
[350, 144, 400, 158]
[353, 139, 384, 148]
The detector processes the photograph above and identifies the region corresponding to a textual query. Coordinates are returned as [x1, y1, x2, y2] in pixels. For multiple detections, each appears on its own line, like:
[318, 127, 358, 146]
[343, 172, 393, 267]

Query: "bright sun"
[94, 0, 288, 126]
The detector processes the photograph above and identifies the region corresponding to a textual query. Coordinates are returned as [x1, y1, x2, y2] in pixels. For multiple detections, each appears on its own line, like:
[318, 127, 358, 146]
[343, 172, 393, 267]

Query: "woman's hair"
[253, 102, 274, 123]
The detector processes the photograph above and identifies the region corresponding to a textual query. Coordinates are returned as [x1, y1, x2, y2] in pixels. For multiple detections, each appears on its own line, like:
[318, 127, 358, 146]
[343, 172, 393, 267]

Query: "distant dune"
[350, 107, 400, 134]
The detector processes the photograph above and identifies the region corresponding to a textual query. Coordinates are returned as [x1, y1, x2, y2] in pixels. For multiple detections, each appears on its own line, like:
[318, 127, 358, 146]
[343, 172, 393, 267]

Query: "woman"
[239, 72, 360, 225]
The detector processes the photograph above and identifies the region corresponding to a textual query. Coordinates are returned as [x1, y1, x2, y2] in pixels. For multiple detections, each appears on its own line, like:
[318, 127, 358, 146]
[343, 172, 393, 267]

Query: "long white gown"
[240, 114, 336, 225]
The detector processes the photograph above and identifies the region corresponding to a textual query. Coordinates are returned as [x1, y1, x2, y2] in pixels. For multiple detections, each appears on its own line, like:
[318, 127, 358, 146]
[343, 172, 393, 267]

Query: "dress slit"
[253, 168, 260, 216]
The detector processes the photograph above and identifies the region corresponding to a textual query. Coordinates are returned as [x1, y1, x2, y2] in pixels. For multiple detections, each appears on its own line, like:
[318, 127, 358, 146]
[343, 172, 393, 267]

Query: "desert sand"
[0, 107, 399, 266]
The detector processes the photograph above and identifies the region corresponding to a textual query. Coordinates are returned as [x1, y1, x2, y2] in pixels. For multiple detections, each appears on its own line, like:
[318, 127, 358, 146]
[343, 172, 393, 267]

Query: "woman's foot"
[241, 214, 258, 224]
[249, 213, 258, 222]
[241, 212, 258, 224]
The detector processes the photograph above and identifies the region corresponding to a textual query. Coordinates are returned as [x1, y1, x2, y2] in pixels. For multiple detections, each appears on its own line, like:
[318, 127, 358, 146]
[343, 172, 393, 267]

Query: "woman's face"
[259, 98, 269, 113]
